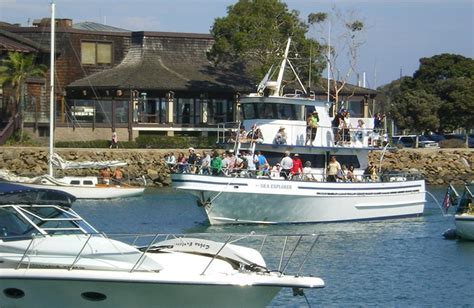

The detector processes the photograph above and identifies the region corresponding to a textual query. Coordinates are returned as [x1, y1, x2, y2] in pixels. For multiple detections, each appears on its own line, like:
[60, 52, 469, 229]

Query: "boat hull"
[13, 182, 145, 199]
[172, 174, 425, 225]
[0, 273, 280, 308]
[455, 214, 474, 240]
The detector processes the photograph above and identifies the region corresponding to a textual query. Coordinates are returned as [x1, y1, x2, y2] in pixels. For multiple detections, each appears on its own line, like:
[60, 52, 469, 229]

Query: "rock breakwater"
[0, 147, 472, 186]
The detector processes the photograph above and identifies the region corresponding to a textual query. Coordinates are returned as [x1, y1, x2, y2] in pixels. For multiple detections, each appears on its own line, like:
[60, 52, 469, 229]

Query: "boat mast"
[48, 2, 55, 176]
[274, 38, 291, 96]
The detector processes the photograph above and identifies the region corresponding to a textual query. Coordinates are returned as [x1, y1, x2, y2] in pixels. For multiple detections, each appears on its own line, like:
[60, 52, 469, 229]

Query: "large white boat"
[0, 183, 324, 307]
[0, 3, 145, 199]
[172, 38, 426, 225]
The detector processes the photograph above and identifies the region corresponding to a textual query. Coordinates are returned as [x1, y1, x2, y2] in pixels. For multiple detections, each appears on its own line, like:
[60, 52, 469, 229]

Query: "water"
[74, 186, 474, 307]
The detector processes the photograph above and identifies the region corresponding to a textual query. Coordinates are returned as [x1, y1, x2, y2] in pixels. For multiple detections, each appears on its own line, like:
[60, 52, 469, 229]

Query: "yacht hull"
[14, 182, 145, 199]
[172, 174, 425, 225]
[455, 214, 474, 240]
[0, 274, 280, 308]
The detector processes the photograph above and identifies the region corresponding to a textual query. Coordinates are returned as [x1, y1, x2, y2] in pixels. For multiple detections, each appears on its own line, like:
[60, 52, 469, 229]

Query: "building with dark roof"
[0, 18, 376, 143]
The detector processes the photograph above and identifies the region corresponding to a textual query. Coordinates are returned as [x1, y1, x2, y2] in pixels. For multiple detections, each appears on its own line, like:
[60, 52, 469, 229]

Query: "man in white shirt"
[280, 151, 293, 179]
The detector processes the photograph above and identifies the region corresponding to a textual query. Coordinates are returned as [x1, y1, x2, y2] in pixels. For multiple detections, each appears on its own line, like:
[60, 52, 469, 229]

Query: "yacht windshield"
[0, 205, 96, 239]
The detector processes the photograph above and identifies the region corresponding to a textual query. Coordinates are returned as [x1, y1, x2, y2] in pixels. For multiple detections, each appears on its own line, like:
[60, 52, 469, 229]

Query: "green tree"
[414, 54, 474, 87]
[436, 77, 474, 146]
[209, 0, 325, 86]
[390, 87, 441, 147]
[0, 52, 47, 139]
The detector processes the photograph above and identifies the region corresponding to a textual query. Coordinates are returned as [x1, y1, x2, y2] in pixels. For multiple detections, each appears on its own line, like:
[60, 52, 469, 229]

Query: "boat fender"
[442, 228, 458, 240]
[292, 287, 305, 296]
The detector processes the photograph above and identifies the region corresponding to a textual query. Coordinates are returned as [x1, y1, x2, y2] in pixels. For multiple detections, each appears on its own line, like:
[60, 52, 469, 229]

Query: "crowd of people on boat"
[167, 148, 379, 182]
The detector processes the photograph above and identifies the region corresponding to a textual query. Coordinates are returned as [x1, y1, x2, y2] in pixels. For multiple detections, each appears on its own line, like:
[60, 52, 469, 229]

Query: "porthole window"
[83, 180, 94, 185]
[4, 288, 25, 299]
[81, 291, 107, 301]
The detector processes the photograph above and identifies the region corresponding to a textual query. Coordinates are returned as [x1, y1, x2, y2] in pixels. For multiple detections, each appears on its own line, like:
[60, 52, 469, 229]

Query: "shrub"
[55, 136, 216, 149]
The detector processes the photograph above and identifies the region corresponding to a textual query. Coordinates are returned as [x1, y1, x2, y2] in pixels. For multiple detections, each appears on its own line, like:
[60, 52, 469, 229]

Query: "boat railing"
[9, 232, 322, 277]
[114, 232, 322, 276]
[170, 161, 423, 183]
[216, 121, 387, 148]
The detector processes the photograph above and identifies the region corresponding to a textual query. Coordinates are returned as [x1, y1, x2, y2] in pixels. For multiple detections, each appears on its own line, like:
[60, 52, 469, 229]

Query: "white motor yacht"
[0, 183, 324, 307]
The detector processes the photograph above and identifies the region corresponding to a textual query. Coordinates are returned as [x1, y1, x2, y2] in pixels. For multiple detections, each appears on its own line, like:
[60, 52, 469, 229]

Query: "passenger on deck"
[332, 112, 344, 145]
[243, 151, 258, 176]
[165, 152, 176, 165]
[346, 165, 356, 182]
[305, 110, 319, 146]
[200, 151, 211, 175]
[112, 167, 123, 184]
[280, 151, 293, 179]
[366, 162, 378, 182]
[291, 153, 303, 179]
[274, 127, 287, 145]
[188, 147, 197, 173]
[355, 120, 365, 144]
[326, 156, 341, 182]
[373, 113, 384, 133]
[337, 165, 348, 182]
[239, 126, 248, 142]
[302, 161, 316, 181]
[246, 124, 264, 143]
[257, 151, 269, 176]
[210, 150, 222, 176]
[342, 111, 351, 144]
[270, 163, 282, 178]
[176, 152, 188, 173]
[99, 167, 111, 185]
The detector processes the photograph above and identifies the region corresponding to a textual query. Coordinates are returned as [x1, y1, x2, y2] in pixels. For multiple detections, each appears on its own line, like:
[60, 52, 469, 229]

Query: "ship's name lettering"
[173, 241, 210, 250]
[256, 183, 292, 189]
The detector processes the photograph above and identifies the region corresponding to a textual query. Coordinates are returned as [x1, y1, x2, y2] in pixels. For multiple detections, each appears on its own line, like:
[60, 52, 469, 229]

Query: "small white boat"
[0, 183, 325, 307]
[172, 38, 425, 225]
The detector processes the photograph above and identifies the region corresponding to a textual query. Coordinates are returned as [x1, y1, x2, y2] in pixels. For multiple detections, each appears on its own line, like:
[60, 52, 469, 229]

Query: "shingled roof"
[0, 28, 49, 53]
[73, 22, 130, 33]
[68, 31, 254, 93]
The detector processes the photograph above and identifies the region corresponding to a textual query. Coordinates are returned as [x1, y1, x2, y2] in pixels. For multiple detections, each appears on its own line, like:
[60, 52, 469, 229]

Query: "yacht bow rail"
[9, 232, 322, 277]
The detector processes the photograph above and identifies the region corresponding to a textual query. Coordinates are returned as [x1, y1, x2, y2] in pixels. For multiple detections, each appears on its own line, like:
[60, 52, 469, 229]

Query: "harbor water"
[74, 186, 473, 307]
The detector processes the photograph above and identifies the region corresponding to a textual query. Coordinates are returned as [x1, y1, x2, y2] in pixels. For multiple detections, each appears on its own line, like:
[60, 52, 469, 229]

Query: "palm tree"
[0, 51, 48, 140]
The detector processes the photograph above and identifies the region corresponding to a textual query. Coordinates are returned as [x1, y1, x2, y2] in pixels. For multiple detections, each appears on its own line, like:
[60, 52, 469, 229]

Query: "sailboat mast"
[49, 2, 55, 176]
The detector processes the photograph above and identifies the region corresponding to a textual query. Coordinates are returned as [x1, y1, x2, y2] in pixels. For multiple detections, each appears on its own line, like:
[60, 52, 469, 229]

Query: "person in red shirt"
[291, 153, 303, 179]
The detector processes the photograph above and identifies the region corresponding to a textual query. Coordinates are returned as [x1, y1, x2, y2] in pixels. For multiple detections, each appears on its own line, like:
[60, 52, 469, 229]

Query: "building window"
[207, 99, 232, 124]
[175, 98, 198, 124]
[114, 101, 129, 124]
[81, 41, 112, 65]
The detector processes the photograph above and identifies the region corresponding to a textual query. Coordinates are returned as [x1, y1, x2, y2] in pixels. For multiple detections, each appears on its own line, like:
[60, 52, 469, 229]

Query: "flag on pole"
[442, 184, 459, 214]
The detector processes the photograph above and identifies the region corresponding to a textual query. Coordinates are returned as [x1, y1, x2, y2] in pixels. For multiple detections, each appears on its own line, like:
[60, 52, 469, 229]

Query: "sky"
[0, 0, 472, 88]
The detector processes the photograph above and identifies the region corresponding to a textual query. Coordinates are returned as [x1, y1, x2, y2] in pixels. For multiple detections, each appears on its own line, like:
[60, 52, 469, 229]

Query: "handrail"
[5, 232, 322, 278]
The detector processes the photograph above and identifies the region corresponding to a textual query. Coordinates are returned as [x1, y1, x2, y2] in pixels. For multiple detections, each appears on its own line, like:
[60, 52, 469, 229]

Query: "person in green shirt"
[305, 110, 319, 146]
[210, 150, 222, 175]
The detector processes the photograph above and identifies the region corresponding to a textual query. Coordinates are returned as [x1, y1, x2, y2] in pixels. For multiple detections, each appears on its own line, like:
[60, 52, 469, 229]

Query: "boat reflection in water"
[0, 183, 324, 307]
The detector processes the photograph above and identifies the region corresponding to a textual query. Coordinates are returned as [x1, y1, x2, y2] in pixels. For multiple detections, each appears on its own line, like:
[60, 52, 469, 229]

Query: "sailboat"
[0, 3, 145, 199]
